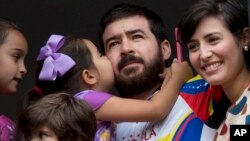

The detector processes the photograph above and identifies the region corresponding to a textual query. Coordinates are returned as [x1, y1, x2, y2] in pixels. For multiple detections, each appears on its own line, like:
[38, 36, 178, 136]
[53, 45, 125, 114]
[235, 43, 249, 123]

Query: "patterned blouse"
[215, 83, 250, 140]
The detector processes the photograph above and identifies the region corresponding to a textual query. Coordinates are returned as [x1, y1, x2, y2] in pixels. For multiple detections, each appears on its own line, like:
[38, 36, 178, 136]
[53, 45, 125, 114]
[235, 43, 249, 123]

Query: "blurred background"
[0, 0, 195, 120]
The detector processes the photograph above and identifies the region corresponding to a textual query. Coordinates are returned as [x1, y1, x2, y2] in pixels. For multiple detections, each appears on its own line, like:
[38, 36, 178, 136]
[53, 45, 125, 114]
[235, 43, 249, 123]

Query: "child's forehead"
[0, 30, 28, 54]
[34, 124, 55, 134]
[29, 124, 58, 140]
[81, 38, 96, 47]
[81, 39, 99, 53]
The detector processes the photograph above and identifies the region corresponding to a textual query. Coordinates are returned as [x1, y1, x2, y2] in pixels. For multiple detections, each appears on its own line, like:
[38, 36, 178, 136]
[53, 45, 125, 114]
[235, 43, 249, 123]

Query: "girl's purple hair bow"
[37, 34, 76, 81]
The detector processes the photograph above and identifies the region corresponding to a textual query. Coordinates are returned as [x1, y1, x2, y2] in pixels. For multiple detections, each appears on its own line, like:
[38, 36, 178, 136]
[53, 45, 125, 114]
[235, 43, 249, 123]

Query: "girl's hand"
[170, 58, 193, 84]
[159, 68, 171, 89]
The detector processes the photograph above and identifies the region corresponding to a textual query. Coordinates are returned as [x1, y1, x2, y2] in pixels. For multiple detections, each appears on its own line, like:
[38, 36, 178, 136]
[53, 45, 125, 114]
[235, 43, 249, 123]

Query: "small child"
[18, 92, 96, 141]
[0, 17, 28, 141]
[27, 34, 193, 141]
[0, 18, 28, 94]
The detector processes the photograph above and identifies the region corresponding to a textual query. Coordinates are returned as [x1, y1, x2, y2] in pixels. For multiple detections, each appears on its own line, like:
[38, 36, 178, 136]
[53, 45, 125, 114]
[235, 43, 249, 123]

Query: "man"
[99, 4, 228, 141]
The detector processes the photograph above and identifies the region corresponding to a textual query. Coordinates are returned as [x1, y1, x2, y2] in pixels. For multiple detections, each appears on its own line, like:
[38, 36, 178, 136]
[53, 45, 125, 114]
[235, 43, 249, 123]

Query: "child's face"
[29, 125, 58, 141]
[0, 30, 28, 94]
[83, 39, 115, 92]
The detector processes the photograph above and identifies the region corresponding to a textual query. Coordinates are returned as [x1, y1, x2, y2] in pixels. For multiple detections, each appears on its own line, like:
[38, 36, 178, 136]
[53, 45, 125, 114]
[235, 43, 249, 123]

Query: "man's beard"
[115, 49, 165, 98]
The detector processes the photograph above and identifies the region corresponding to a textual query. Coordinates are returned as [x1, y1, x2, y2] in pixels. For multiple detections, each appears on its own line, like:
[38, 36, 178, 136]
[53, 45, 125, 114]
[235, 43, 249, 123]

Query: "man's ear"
[81, 69, 97, 85]
[160, 39, 171, 60]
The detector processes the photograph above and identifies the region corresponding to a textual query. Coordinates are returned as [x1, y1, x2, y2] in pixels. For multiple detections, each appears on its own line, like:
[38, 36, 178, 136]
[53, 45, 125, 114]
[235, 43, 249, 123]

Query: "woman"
[178, 0, 250, 140]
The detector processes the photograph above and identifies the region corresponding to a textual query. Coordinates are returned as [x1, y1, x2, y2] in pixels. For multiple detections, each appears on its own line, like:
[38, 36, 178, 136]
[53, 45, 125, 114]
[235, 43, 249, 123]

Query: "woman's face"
[187, 16, 245, 85]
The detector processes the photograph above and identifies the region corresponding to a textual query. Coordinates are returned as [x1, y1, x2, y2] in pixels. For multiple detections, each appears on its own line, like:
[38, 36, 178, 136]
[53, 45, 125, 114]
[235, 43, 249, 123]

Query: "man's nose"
[120, 39, 135, 55]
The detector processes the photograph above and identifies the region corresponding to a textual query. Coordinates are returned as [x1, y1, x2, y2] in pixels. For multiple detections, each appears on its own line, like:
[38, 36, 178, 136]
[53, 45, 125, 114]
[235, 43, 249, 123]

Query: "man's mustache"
[117, 54, 144, 70]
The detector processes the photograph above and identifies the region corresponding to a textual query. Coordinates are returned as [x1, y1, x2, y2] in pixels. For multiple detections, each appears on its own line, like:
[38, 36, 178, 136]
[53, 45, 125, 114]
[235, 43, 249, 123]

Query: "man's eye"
[108, 41, 119, 48]
[132, 34, 143, 40]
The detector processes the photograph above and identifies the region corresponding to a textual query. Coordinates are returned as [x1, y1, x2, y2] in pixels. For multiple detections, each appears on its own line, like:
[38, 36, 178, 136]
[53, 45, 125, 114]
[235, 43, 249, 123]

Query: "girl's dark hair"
[37, 36, 94, 95]
[21, 36, 95, 109]
[18, 93, 96, 141]
[178, 0, 250, 69]
[0, 17, 25, 45]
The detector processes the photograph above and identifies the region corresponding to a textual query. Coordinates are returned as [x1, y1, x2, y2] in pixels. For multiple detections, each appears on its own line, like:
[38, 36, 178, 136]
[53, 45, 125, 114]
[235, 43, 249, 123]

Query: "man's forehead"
[109, 16, 148, 28]
[103, 16, 150, 38]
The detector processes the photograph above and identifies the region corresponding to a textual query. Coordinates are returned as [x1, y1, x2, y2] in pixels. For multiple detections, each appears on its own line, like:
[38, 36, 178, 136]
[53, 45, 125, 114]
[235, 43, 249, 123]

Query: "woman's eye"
[187, 43, 199, 51]
[208, 37, 219, 44]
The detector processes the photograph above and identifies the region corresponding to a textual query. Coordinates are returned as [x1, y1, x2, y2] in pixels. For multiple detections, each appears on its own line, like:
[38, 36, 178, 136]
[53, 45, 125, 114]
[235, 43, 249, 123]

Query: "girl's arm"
[96, 59, 193, 122]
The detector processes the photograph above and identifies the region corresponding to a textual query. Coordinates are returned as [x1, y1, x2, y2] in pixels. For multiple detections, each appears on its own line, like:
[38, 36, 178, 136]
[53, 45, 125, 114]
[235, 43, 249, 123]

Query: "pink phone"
[174, 28, 183, 63]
